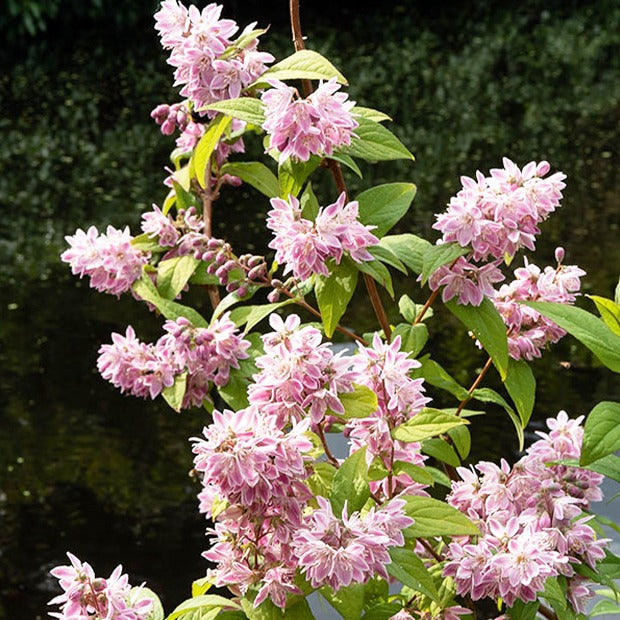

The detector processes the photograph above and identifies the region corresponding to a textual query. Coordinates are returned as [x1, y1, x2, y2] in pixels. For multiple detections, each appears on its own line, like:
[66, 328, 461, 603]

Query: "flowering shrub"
[52, 1, 620, 619]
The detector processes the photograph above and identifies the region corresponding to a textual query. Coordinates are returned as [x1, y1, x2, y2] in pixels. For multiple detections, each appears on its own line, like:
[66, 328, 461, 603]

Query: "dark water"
[1, 2, 619, 618]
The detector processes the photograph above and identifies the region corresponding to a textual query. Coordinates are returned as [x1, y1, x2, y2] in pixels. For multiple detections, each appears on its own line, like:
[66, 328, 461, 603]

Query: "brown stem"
[316, 424, 339, 467]
[363, 273, 392, 342]
[538, 604, 558, 620]
[193, 164, 221, 310]
[419, 538, 443, 563]
[288, 0, 392, 341]
[454, 356, 493, 416]
[413, 288, 439, 325]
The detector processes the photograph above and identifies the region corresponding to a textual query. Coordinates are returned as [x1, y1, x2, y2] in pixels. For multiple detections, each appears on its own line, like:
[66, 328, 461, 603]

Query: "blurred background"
[0, 0, 618, 618]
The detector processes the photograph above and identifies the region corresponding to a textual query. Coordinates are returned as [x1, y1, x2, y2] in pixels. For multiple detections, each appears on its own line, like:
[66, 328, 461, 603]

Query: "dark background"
[0, 1, 618, 618]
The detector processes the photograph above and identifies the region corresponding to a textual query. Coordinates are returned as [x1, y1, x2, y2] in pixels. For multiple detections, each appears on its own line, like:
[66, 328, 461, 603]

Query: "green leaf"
[590, 600, 620, 617]
[330, 447, 369, 515]
[300, 182, 320, 220]
[356, 259, 394, 297]
[338, 384, 378, 418]
[393, 408, 468, 442]
[503, 358, 536, 427]
[189, 262, 219, 286]
[616, 278, 620, 305]
[506, 600, 540, 620]
[425, 466, 451, 488]
[131, 233, 167, 253]
[320, 584, 364, 620]
[398, 295, 418, 322]
[327, 153, 363, 178]
[173, 163, 192, 191]
[157, 255, 200, 300]
[402, 495, 480, 537]
[283, 599, 314, 619]
[133, 273, 208, 328]
[523, 301, 620, 373]
[212, 288, 258, 322]
[581, 401, 620, 465]
[255, 49, 348, 85]
[585, 454, 620, 483]
[356, 183, 417, 238]
[192, 578, 212, 598]
[219, 162, 279, 198]
[222, 27, 268, 58]
[217, 333, 262, 410]
[162, 372, 187, 413]
[393, 460, 435, 486]
[588, 295, 620, 335]
[351, 106, 392, 123]
[192, 115, 233, 188]
[368, 245, 407, 274]
[229, 299, 295, 333]
[391, 323, 428, 357]
[278, 156, 321, 198]
[171, 179, 200, 211]
[341, 116, 414, 162]
[361, 603, 402, 620]
[166, 595, 240, 620]
[379, 234, 431, 275]
[472, 387, 524, 451]
[541, 576, 568, 615]
[387, 547, 440, 603]
[445, 297, 509, 380]
[315, 259, 359, 337]
[448, 424, 471, 460]
[307, 461, 337, 497]
[199, 98, 266, 126]
[411, 355, 469, 401]
[420, 243, 469, 286]
[420, 437, 461, 467]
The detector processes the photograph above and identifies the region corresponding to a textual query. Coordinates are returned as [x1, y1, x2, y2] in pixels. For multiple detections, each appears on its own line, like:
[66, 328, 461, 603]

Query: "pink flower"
[266, 193, 377, 281]
[141, 204, 180, 247]
[433, 158, 566, 261]
[61, 226, 150, 297]
[292, 496, 412, 591]
[261, 78, 358, 161]
[444, 412, 608, 611]
[248, 313, 357, 427]
[493, 252, 585, 360]
[49, 552, 152, 620]
[428, 255, 504, 306]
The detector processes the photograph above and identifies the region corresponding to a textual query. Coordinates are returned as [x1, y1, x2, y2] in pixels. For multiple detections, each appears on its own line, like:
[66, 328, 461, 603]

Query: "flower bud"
[554, 247, 565, 264]
[267, 289, 280, 303]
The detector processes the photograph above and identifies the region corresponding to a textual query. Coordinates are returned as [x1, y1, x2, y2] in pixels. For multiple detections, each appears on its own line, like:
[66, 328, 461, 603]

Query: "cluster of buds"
[150, 102, 190, 135]
[205, 241, 269, 295]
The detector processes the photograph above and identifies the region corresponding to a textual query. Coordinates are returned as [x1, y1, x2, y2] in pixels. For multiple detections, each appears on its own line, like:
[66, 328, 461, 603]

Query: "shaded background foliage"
[0, 1, 618, 618]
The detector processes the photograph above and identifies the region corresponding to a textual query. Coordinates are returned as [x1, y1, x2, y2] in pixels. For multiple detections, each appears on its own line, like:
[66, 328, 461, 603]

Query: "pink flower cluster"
[346, 334, 431, 500]
[261, 78, 358, 161]
[154, 1, 273, 111]
[49, 552, 152, 620]
[266, 192, 378, 281]
[428, 257, 504, 307]
[444, 411, 607, 611]
[248, 314, 358, 427]
[494, 249, 585, 360]
[434, 158, 566, 261]
[191, 406, 314, 608]
[97, 313, 250, 409]
[429, 158, 567, 306]
[61, 226, 150, 297]
[292, 497, 413, 590]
